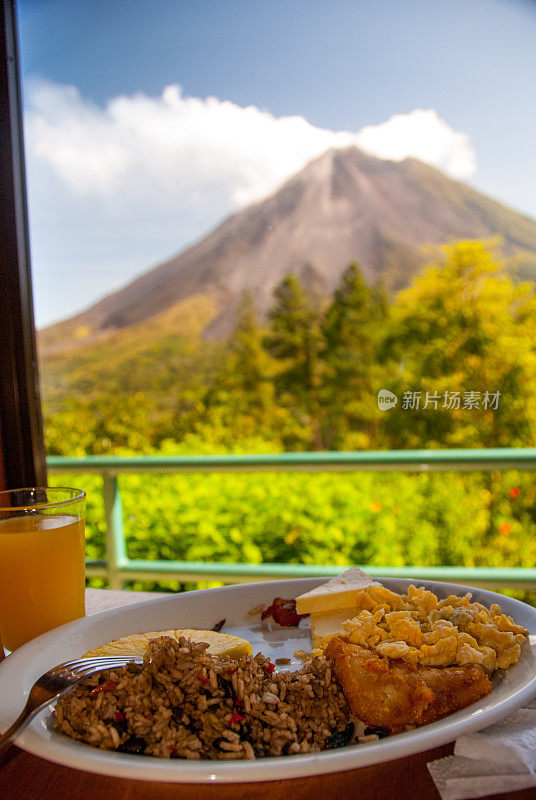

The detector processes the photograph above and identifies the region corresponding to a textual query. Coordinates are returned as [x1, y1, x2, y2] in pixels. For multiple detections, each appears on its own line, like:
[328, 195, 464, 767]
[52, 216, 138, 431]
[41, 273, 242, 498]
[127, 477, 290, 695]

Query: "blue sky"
[17, 0, 536, 327]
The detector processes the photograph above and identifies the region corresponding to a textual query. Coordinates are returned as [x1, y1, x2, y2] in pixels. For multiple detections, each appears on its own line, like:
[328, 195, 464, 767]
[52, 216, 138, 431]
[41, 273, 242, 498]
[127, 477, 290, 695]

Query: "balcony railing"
[47, 448, 536, 592]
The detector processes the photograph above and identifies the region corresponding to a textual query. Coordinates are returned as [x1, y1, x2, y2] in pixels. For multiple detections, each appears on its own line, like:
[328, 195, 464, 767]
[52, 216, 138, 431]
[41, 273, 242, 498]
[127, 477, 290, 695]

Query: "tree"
[321, 262, 388, 448]
[380, 240, 536, 449]
[186, 291, 282, 446]
[263, 275, 325, 449]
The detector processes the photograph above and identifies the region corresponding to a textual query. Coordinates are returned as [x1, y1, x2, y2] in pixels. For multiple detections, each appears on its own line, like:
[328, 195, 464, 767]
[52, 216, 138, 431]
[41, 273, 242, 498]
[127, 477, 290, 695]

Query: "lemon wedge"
[83, 629, 252, 659]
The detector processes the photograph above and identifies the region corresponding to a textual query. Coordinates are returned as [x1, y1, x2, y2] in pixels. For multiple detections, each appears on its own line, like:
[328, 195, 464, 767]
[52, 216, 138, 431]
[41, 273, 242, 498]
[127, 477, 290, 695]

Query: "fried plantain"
[325, 637, 492, 734]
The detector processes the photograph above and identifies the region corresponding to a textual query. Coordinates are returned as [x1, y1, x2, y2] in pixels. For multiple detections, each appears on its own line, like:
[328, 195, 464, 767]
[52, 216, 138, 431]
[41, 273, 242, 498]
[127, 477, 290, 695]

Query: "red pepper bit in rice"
[229, 711, 245, 725]
[88, 681, 117, 698]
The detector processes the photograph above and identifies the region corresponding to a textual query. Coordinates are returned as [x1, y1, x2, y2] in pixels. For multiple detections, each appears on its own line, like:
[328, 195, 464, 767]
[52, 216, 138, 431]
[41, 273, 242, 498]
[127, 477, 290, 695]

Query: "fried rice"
[53, 635, 353, 760]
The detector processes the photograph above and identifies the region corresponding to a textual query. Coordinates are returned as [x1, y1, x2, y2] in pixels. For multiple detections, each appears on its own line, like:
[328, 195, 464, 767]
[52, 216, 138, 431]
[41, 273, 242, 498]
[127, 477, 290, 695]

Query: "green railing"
[47, 448, 536, 592]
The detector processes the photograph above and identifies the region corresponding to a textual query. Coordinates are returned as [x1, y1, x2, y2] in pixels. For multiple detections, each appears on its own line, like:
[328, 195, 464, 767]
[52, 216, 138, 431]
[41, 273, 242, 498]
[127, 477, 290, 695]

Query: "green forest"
[43, 241, 536, 590]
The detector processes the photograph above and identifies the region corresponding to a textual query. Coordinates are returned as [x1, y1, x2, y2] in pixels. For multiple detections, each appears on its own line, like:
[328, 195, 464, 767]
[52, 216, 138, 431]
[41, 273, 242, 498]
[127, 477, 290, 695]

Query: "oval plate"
[0, 577, 535, 783]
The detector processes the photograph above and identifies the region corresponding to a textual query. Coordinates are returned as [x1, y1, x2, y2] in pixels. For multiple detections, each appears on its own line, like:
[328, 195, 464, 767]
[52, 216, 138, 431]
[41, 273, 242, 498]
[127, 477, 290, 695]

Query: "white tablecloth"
[85, 587, 168, 615]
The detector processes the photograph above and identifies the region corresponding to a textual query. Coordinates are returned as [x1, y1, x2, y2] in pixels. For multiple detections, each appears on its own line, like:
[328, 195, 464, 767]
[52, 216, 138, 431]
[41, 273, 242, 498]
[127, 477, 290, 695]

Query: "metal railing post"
[102, 473, 127, 590]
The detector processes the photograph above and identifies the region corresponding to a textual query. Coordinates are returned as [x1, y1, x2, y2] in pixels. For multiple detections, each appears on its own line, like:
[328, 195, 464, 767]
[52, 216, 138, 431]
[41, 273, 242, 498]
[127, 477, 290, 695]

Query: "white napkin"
[428, 697, 536, 800]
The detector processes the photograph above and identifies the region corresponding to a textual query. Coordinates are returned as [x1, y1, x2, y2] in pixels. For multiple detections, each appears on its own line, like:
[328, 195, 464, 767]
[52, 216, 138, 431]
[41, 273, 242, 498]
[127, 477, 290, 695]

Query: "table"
[0, 589, 534, 800]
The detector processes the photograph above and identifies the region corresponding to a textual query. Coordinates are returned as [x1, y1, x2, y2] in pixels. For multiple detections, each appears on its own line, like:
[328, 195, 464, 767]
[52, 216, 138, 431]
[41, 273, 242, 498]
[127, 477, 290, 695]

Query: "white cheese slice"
[296, 567, 375, 614]
[310, 609, 355, 649]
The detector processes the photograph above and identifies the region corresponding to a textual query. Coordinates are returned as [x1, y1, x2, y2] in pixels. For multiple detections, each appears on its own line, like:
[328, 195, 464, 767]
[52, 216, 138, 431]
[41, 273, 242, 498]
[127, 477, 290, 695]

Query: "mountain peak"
[40, 148, 536, 350]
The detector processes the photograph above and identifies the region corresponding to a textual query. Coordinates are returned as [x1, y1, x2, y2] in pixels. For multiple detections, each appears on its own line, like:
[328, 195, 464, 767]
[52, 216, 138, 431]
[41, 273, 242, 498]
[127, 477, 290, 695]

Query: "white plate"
[1, 578, 536, 783]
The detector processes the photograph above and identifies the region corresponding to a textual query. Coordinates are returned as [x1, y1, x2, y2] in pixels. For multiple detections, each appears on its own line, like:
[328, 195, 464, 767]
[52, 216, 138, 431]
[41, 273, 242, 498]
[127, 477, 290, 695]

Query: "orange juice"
[0, 514, 85, 650]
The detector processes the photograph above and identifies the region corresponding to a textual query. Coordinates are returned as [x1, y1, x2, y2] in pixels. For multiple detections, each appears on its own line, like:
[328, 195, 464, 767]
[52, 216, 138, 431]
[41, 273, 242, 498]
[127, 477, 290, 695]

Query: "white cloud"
[25, 81, 357, 211]
[23, 80, 477, 326]
[355, 109, 476, 179]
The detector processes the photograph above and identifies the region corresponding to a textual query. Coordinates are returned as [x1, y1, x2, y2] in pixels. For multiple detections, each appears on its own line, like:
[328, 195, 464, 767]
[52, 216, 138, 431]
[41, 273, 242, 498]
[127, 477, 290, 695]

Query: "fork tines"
[50, 655, 143, 678]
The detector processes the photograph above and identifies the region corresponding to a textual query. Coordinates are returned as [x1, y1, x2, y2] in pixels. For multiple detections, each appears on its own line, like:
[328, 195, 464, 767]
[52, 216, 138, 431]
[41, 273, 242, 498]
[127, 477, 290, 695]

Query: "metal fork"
[0, 655, 143, 753]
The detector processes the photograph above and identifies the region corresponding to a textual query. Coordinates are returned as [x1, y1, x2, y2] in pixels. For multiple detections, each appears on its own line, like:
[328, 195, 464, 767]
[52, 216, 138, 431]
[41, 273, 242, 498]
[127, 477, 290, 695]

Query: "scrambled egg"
[339, 584, 527, 673]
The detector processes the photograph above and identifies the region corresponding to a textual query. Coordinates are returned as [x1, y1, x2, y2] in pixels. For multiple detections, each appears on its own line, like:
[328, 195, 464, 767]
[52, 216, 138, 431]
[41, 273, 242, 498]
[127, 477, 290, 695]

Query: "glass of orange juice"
[0, 487, 86, 651]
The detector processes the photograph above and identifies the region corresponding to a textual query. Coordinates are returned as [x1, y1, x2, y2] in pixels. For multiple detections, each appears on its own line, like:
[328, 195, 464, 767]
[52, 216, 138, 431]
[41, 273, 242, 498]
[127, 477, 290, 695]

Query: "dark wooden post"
[0, 0, 46, 490]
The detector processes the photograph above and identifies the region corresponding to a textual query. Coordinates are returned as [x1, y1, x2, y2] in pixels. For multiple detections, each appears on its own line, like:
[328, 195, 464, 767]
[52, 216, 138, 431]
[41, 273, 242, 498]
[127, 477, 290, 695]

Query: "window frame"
[0, 0, 46, 490]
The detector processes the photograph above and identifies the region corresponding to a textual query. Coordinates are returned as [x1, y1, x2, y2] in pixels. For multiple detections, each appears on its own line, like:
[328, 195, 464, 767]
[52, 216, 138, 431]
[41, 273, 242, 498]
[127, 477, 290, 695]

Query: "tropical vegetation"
[43, 241, 536, 595]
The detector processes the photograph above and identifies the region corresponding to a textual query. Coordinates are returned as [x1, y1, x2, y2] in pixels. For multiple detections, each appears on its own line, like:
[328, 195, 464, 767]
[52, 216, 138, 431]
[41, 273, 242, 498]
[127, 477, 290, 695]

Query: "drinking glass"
[0, 487, 86, 651]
